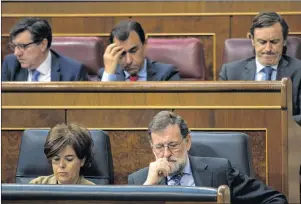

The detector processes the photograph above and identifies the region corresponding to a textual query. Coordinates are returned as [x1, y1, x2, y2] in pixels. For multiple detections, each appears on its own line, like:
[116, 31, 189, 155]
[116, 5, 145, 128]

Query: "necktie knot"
[262, 66, 273, 80]
[31, 69, 40, 82]
[129, 75, 138, 81]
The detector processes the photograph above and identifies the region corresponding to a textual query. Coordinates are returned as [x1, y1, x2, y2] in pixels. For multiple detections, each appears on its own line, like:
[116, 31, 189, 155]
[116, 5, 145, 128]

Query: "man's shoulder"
[129, 167, 149, 178]
[189, 155, 230, 169]
[148, 59, 176, 71]
[51, 50, 83, 69]
[3, 54, 19, 65]
[128, 167, 149, 185]
[222, 57, 255, 70]
[282, 55, 301, 67]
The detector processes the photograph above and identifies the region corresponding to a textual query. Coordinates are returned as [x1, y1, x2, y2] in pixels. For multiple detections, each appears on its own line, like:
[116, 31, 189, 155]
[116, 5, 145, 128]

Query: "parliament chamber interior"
[1, 1, 301, 203]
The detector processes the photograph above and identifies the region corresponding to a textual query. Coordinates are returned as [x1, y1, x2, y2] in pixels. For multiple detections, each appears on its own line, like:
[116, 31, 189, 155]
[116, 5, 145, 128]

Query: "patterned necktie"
[129, 75, 138, 81]
[170, 174, 182, 186]
[31, 69, 40, 82]
[262, 66, 273, 81]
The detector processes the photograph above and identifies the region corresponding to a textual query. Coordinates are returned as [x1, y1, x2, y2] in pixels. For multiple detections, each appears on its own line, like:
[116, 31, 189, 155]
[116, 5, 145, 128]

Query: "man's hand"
[144, 158, 171, 185]
[103, 43, 125, 74]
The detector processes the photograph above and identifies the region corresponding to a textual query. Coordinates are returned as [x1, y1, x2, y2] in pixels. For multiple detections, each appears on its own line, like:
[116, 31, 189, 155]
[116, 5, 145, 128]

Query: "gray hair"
[148, 111, 190, 142]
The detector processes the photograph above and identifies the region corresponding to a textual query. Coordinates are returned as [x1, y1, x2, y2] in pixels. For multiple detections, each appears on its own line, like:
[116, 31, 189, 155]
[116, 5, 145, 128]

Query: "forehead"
[113, 31, 142, 49]
[12, 30, 32, 43]
[151, 124, 182, 143]
[253, 22, 283, 40]
[57, 145, 76, 156]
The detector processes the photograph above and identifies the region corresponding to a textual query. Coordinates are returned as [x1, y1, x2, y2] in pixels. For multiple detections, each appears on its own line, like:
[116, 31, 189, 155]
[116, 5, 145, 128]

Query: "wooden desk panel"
[1, 80, 300, 203]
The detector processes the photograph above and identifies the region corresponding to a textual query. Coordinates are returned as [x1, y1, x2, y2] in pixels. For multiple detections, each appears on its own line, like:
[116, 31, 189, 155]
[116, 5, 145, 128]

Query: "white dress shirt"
[27, 51, 51, 82]
[255, 58, 278, 81]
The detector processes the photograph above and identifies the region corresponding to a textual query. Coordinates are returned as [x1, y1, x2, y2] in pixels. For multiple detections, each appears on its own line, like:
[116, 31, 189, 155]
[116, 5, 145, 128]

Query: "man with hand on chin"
[98, 20, 180, 82]
[128, 111, 287, 204]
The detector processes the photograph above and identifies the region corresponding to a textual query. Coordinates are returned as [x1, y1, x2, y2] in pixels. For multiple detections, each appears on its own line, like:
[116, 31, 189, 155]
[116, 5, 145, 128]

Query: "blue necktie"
[262, 66, 273, 80]
[31, 70, 40, 82]
[170, 174, 182, 186]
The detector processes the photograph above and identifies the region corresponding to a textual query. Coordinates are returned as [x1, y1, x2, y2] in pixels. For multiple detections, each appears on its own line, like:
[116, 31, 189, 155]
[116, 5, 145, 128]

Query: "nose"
[14, 47, 23, 57]
[265, 42, 272, 52]
[162, 146, 172, 158]
[125, 53, 132, 65]
[59, 159, 66, 168]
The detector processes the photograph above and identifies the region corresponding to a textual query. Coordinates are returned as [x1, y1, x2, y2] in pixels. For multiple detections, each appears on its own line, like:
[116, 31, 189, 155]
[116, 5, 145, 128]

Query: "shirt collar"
[35, 50, 51, 75]
[124, 59, 147, 79]
[167, 155, 192, 181]
[255, 57, 278, 74]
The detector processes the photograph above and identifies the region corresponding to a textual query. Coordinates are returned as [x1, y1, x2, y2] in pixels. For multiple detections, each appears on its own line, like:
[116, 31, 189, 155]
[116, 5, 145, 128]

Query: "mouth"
[58, 172, 68, 176]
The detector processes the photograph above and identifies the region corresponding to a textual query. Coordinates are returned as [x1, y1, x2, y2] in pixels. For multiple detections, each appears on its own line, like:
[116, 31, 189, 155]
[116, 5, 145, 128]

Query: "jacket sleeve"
[226, 161, 287, 204]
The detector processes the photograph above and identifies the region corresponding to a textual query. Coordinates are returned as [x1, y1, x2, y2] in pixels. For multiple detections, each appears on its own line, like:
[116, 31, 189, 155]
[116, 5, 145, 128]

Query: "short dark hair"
[148, 111, 190, 142]
[44, 123, 94, 174]
[250, 12, 289, 40]
[109, 20, 145, 44]
[10, 17, 52, 48]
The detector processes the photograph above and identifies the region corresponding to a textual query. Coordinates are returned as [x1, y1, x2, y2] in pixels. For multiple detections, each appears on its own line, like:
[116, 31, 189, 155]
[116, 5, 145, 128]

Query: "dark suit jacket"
[219, 56, 301, 126]
[97, 59, 180, 81]
[2, 50, 88, 81]
[128, 156, 287, 204]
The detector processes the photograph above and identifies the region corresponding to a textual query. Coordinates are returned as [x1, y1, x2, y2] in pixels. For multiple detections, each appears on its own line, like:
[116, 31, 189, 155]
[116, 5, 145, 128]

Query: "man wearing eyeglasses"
[2, 17, 88, 81]
[128, 111, 287, 204]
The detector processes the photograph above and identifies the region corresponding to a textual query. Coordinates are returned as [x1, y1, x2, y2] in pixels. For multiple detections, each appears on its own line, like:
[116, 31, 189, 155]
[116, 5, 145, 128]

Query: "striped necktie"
[170, 174, 182, 186]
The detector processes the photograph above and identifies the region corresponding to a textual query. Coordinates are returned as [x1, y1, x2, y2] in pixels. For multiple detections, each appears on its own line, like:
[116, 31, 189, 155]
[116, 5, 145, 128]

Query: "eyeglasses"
[9, 40, 41, 51]
[151, 138, 185, 154]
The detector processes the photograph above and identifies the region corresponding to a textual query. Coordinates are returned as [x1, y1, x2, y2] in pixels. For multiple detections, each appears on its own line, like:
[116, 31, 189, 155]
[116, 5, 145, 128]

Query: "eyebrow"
[127, 45, 138, 52]
[257, 38, 280, 42]
[64, 155, 75, 157]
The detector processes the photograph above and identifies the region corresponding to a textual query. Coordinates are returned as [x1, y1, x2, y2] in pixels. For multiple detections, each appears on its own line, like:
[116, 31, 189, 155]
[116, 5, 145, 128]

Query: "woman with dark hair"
[30, 123, 95, 185]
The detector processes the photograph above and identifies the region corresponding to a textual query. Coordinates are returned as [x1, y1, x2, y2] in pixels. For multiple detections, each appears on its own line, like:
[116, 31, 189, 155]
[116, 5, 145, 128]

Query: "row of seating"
[16, 130, 253, 185]
[5, 36, 300, 80]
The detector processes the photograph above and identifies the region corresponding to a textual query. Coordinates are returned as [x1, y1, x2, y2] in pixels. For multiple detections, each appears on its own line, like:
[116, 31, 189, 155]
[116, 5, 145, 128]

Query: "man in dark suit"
[2, 17, 88, 81]
[219, 12, 301, 126]
[128, 111, 287, 204]
[98, 20, 180, 81]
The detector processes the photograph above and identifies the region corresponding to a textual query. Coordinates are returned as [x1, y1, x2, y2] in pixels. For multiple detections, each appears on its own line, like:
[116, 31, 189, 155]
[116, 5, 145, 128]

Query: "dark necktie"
[170, 174, 182, 186]
[31, 69, 40, 82]
[129, 75, 138, 81]
[262, 66, 273, 81]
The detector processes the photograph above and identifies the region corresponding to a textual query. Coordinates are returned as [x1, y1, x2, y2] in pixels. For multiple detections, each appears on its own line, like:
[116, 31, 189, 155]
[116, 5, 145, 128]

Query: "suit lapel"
[50, 50, 61, 81]
[276, 57, 289, 80]
[242, 59, 257, 80]
[189, 156, 212, 187]
[146, 59, 156, 81]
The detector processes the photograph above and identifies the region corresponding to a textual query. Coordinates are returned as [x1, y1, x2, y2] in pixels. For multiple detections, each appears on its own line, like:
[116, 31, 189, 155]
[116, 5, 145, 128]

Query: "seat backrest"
[16, 129, 114, 184]
[222, 36, 301, 64]
[189, 132, 254, 177]
[145, 38, 206, 80]
[51, 37, 105, 79]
